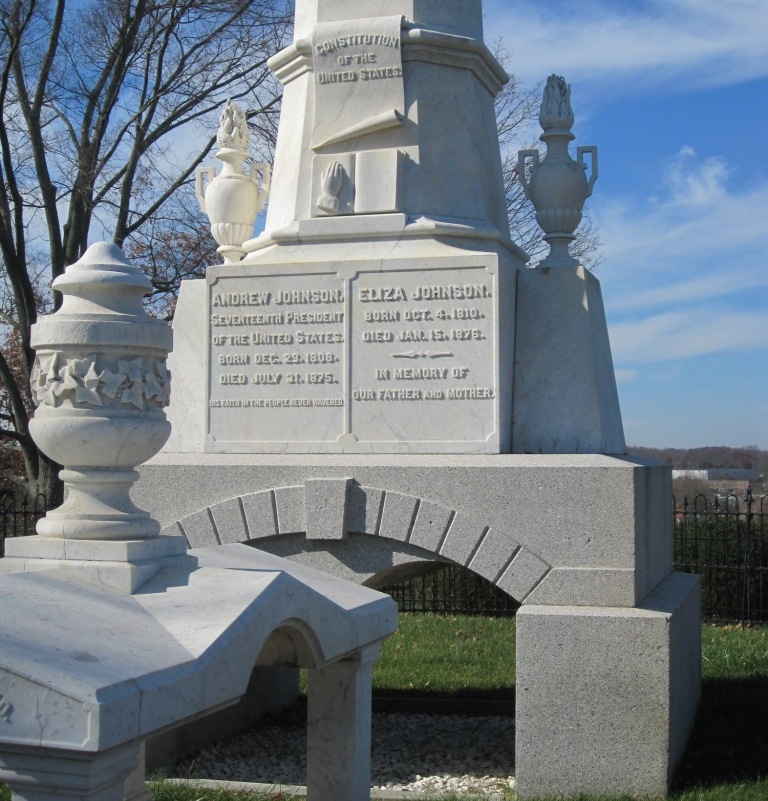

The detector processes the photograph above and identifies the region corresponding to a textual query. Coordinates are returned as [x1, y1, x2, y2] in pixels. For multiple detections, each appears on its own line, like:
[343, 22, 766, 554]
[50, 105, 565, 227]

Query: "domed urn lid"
[33, 242, 171, 352]
[52, 241, 156, 317]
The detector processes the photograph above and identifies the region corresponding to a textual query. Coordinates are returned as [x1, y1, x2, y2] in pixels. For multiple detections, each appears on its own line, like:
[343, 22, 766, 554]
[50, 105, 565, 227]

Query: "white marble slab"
[310, 16, 404, 150]
[206, 254, 514, 453]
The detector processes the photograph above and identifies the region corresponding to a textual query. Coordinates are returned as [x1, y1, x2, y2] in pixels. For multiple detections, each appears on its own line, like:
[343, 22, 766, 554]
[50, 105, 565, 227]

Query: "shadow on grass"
[373, 686, 515, 701]
[674, 676, 768, 791]
[372, 686, 515, 715]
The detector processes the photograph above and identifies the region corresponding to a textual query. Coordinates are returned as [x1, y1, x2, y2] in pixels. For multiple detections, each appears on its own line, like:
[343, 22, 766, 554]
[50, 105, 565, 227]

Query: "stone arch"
[256, 620, 327, 669]
[161, 480, 552, 604]
[142, 550, 391, 774]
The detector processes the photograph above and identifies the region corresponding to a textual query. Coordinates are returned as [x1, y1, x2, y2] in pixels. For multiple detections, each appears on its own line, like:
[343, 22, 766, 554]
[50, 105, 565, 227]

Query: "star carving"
[31, 354, 60, 407]
[54, 362, 80, 397]
[30, 354, 170, 410]
[98, 366, 125, 399]
[144, 361, 172, 407]
[119, 357, 147, 410]
[158, 363, 171, 406]
[143, 367, 163, 403]
[71, 358, 103, 407]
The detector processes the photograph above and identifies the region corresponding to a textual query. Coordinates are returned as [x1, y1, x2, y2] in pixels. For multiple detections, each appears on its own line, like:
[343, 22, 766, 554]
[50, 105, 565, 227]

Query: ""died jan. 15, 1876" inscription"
[206, 262, 501, 452]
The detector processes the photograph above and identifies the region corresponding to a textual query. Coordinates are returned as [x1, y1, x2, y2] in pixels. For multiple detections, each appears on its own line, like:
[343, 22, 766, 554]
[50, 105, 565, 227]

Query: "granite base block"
[515, 572, 701, 799]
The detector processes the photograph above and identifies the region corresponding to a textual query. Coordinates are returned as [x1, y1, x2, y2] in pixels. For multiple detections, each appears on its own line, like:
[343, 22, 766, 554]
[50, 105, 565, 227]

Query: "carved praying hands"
[317, 161, 344, 213]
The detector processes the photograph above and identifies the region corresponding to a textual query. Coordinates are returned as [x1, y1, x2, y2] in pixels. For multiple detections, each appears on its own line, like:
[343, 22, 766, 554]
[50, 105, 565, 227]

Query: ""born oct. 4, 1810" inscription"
[206, 259, 503, 452]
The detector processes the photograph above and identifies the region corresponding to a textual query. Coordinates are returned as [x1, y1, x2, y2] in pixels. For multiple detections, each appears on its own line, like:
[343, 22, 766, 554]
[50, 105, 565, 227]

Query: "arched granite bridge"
[161, 479, 552, 603]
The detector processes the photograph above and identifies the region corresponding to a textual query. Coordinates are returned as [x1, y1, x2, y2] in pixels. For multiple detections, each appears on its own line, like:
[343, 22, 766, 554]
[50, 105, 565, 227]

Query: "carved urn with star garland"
[29, 242, 172, 540]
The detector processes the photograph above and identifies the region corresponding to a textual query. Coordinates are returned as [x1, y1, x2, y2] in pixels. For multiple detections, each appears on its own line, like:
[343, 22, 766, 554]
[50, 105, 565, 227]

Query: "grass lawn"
[673, 624, 768, 796]
[376, 618, 768, 800]
[1, 617, 766, 801]
[371, 616, 768, 800]
[373, 613, 516, 696]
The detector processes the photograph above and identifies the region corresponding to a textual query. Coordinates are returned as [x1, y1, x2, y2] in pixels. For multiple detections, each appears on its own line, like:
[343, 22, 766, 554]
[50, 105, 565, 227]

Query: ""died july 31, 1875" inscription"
[206, 264, 500, 450]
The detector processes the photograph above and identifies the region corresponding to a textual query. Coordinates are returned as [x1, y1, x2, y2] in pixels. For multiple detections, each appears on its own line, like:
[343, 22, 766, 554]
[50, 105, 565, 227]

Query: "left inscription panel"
[207, 270, 346, 450]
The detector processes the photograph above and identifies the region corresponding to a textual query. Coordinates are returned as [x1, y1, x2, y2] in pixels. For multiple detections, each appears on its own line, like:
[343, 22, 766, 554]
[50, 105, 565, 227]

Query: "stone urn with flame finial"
[518, 75, 598, 267]
[196, 99, 271, 264]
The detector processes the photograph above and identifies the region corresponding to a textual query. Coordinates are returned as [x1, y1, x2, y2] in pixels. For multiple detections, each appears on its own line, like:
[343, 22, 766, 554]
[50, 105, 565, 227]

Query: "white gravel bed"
[176, 709, 515, 796]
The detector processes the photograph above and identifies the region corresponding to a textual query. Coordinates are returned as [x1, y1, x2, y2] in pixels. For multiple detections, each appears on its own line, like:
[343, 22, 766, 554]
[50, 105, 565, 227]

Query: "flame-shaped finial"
[539, 75, 574, 133]
[216, 99, 249, 150]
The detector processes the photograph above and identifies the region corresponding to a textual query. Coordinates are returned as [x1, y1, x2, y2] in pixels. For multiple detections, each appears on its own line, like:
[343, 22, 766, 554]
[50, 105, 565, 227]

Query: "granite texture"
[137, 453, 672, 607]
[515, 572, 701, 799]
[305, 477, 353, 540]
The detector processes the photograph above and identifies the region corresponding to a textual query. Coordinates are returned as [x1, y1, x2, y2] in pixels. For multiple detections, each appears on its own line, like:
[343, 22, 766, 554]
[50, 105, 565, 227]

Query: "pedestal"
[307, 646, 379, 801]
[0, 745, 139, 801]
[515, 572, 701, 798]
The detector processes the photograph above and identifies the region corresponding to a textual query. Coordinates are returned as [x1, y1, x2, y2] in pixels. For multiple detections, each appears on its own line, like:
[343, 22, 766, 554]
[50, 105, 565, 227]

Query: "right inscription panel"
[348, 264, 498, 446]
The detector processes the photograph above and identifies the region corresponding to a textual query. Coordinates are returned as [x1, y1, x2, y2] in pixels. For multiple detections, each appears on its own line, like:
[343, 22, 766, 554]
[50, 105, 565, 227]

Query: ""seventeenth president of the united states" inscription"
[206, 258, 505, 453]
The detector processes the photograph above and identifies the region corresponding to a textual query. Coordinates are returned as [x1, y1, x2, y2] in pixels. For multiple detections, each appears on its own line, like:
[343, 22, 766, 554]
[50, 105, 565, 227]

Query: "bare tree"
[123, 193, 219, 321]
[0, 0, 292, 499]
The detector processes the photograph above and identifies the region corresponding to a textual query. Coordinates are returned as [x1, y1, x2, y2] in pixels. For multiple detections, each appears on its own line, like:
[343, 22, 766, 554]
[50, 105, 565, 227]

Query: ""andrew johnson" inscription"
[206, 264, 499, 449]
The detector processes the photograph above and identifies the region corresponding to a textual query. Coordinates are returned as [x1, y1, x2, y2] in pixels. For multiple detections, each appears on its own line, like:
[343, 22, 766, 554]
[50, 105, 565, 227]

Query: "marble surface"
[0, 544, 396, 753]
[513, 266, 625, 453]
[263, 0, 509, 239]
[164, 0, 625, 459]
[197, 0, 523, 455]
[204, 251, 515, 453]
[142, 0, 700, 796]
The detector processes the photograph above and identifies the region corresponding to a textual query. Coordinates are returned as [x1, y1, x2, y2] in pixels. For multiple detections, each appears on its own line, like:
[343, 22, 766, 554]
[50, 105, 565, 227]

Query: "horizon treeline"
[628, 445, 768, 472]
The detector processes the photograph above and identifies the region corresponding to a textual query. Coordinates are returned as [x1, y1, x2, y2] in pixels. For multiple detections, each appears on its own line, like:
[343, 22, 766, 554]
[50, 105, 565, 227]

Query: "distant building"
[672, 469, 760, 482]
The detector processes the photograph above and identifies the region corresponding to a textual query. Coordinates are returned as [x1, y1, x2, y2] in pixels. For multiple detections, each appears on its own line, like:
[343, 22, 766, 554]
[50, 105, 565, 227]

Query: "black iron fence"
[674, 488, 768, 623]
[383, 564, 520, 617]
[0, 491, 47, 556]
[2, 488, 767, 622]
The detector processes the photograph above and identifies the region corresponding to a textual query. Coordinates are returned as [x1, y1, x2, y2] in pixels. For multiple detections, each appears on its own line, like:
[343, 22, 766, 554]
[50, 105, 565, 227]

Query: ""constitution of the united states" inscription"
[206, 259, 505, 452]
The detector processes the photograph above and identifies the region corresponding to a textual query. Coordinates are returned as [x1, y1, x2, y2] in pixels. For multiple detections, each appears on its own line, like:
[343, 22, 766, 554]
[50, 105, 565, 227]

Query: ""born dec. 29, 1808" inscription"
[206, 258, 507, 453]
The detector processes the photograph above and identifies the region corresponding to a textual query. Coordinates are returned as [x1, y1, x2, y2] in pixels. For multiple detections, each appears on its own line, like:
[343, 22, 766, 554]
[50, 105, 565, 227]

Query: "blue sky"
[483, 0, 768, 449]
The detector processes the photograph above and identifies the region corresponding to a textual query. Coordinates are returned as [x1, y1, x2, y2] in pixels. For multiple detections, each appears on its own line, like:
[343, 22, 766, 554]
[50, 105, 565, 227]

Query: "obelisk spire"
[256, 0, 507, 245]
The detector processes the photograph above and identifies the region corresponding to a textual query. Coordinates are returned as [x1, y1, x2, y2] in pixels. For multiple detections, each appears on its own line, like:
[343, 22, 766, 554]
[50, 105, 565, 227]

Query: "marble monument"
[135, 0, 701, 798]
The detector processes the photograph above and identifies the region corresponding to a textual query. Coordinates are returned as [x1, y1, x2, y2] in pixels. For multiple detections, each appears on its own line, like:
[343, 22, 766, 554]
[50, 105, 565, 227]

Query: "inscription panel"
[349, 267, 497, 444]
[208, 272, 346, 446]
[206, 260, 502, 452]
[311, 16, 404, 149]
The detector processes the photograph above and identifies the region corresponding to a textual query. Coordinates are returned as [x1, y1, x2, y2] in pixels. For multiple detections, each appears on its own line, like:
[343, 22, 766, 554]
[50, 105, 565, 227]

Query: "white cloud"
[485, 0, 768, 447]
[614, 368, 638, 383]
[660, 148, 729, 206]
[484, 0, 768, 90]
[609, 308, 767, 363]
[597, 149, 768, 316]
[591, 147, 768, 367]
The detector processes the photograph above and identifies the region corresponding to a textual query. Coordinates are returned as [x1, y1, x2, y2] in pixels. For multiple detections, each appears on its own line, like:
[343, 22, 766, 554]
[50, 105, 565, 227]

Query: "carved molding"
[167, 484, 552, 602]
[31, 353, 171, 411]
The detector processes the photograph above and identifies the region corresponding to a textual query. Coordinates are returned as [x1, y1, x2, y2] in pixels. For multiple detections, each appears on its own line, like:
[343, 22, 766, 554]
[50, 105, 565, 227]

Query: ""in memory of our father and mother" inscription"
[206, 260, 503, 452]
